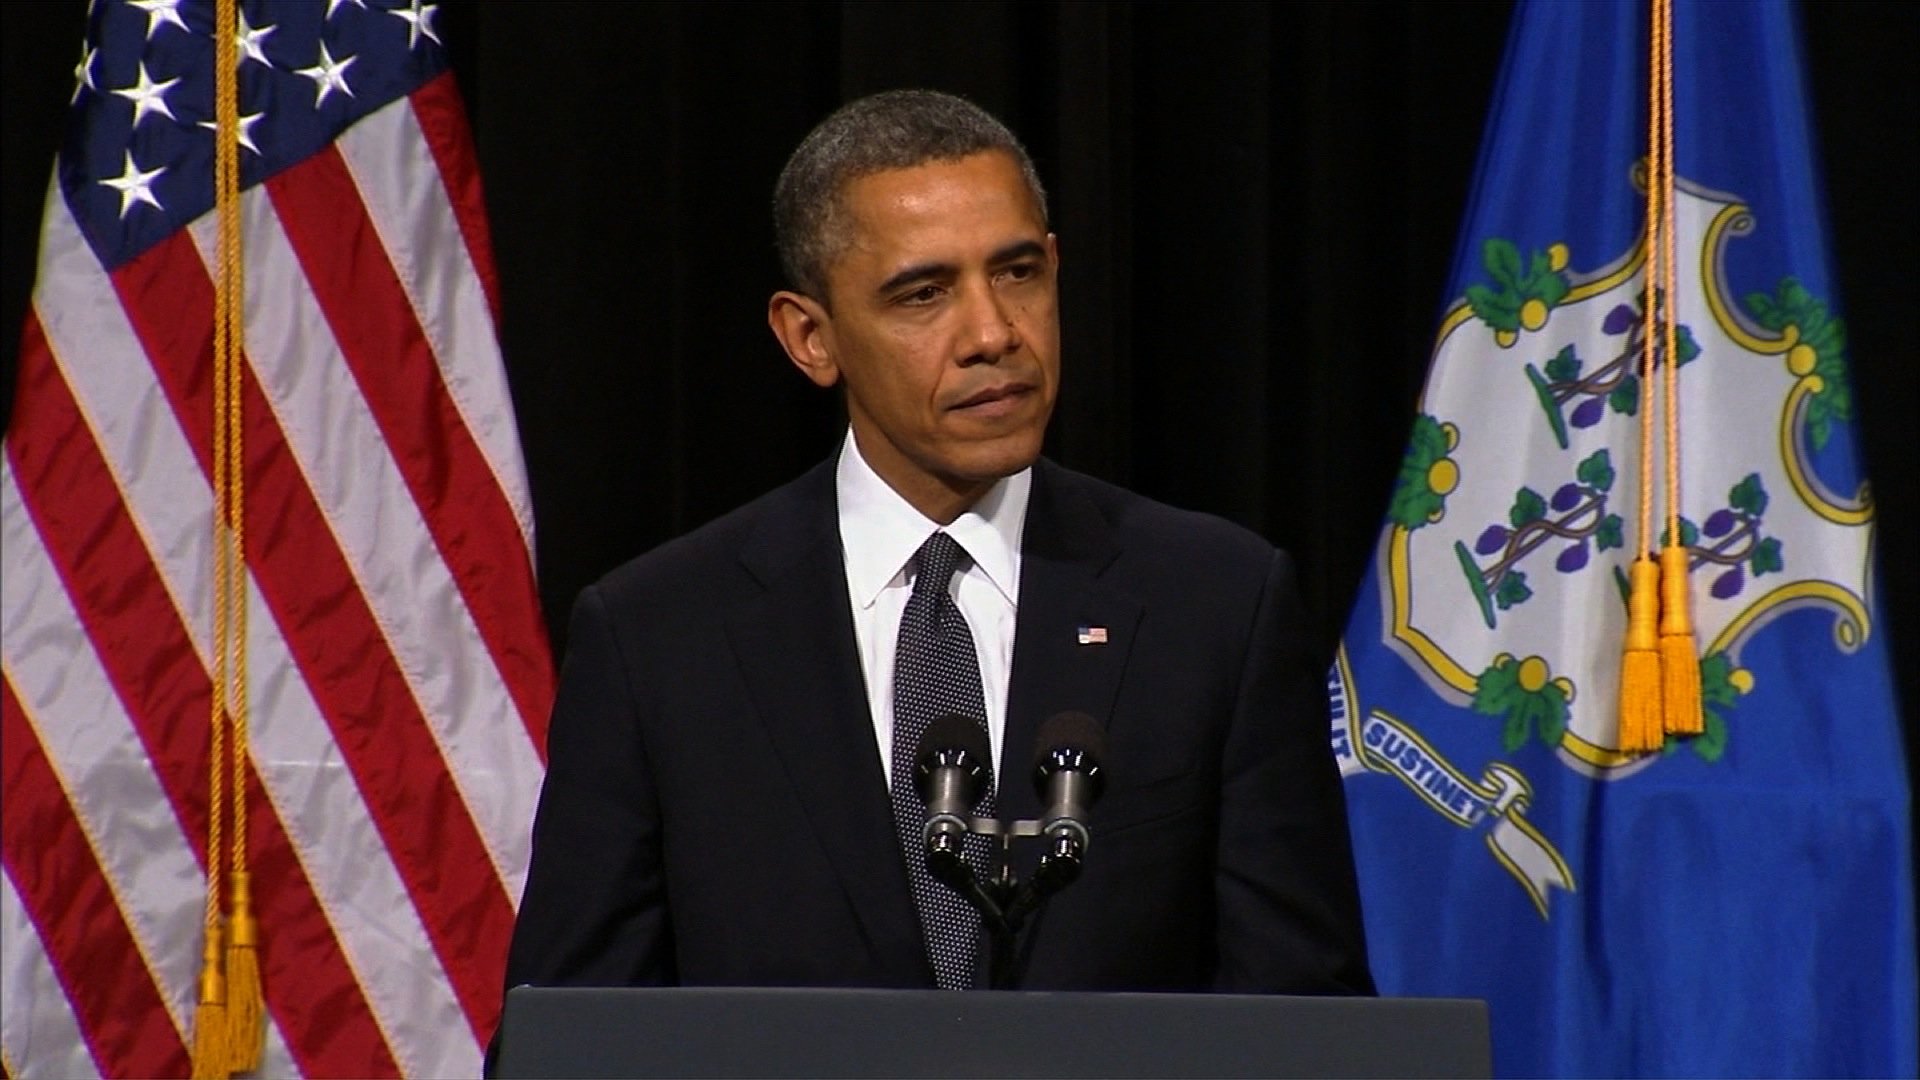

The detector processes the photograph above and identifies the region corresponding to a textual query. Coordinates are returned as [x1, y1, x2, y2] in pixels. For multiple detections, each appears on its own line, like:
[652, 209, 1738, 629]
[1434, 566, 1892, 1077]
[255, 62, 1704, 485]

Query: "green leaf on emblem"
[1544, 345, 1581, 383]
[1745, 278, 1855, 449]
[1473, 655, 1571, 751]
[1472, 661, 1519, 715]
[1750, 536, 1784, 576]
[1509, 488, 1547, 527]
[1595, 514, 1625, 551]
[1535, 268, 1570, 308]
[1485, 239, 1523, 286]
[1689, 653, 1739, 763]
[1388, 414, 1450, 530]
[1674, 324, 1701, 366]
[1536, 694, 1567, 745]
[1608, 375, 1640, 416]
[1661, 517, 1699, 548]
[1494, 572, 1533, 610]
[1467, 284, 1520, 331]
[1729, 473, 1768, 517]
[1699, 653, 1738, 708]
[1693, 710, 1728, 762]
[1576, 449, 1615, 493]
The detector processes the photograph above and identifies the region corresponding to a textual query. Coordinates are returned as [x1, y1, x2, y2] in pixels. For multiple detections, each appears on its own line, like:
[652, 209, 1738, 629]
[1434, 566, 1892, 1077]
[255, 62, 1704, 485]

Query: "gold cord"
[195, 0, 256, 1073]
[1653, 0, 1704, 736]
[1618, 0, 1676, 753]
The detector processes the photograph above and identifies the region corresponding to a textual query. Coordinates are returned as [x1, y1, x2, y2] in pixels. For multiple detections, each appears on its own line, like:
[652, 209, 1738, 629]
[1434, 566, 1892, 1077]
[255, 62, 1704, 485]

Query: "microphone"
[914, 714, 993, 887]
[1030, 711, 1107, 888]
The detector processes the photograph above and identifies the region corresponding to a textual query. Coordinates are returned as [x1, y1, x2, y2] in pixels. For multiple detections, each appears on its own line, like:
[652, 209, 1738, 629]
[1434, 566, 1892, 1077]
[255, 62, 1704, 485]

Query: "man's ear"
[768, 290, 840, 388]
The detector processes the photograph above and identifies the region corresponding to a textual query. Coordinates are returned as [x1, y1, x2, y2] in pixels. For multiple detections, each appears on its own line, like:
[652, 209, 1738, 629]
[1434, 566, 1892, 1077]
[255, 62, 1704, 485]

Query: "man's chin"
[945, 432, 1046, 485]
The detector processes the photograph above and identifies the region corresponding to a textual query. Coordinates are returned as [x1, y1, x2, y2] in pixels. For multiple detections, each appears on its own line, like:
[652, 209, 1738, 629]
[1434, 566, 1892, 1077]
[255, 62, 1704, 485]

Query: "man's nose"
[958, 280, 1020, 363]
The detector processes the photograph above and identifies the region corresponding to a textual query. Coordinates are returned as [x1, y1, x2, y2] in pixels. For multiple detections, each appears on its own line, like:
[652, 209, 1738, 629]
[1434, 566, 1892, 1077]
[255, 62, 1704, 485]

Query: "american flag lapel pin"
[1076, 625, 1109, 645]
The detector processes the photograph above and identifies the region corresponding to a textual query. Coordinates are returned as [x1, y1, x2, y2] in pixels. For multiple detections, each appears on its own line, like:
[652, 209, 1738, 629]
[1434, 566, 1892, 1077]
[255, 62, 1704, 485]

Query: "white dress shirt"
[835, 429, 1031, 791]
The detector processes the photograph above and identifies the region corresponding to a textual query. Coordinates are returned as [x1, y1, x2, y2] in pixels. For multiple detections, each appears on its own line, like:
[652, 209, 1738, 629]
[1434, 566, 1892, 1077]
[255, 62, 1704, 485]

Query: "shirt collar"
[836, 428, 1031, 610]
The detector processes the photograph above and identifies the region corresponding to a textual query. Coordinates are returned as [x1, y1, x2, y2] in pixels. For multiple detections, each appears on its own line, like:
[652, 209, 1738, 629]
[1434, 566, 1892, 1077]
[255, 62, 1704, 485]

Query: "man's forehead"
[835, 151, 1046, 257]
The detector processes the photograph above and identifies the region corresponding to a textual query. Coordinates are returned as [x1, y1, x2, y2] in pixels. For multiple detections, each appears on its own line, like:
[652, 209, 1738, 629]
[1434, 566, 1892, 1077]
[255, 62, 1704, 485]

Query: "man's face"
[775, 150, 1060, 521]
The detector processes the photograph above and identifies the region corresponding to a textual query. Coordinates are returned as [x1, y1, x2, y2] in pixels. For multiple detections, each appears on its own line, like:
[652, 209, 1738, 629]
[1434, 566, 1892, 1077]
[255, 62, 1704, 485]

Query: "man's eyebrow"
[875, 260, 954, 298]
[871, 240, 1049, 299]
[988, 239, 1048, 266]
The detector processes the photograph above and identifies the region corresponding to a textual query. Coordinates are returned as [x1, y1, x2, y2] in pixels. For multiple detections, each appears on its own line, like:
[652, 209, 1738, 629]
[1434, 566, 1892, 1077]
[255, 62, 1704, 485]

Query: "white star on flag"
[235, 9, 276, 67]
[391, 0, 442, 50]
[325, 0, 368, 20]
[197, 111, 266, 155]
[111, 61, 182, 128]
[98, 149, 166, 218]
[128, 0, 190, 41]
[71, 42, 98, 104]
[297, 42, 357, 107]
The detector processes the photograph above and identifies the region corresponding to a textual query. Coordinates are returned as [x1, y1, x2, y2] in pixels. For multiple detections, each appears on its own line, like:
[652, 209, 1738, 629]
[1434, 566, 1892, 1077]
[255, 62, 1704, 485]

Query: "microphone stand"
[947, 817, 1086, 990]
[926, 835, 1017, 987]
[918, 716, 1104, 990]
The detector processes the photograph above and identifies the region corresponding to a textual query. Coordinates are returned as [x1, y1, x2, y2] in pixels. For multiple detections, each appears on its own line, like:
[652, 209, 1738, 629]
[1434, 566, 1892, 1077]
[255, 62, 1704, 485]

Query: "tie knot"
[911, 532, 967, 597]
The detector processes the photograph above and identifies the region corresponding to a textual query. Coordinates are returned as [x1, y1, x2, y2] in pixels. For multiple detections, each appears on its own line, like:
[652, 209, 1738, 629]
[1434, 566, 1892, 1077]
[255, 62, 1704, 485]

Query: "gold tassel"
[190, 923, 230, 1080]
[225, 871, 264, 1073]
[1658, 544, 1704, 734]
[1618, 556, 1665, 753]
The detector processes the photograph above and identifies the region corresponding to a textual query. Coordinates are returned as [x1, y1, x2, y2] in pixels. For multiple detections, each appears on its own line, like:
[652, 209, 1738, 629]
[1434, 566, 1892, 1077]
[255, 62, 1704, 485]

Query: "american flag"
[1, 1, 553, 1076]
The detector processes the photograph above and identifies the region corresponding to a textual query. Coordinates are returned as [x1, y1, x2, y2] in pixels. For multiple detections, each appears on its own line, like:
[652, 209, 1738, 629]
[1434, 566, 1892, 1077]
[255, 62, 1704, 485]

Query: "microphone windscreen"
[919, 713, 991, 767]
[1032, 710, 1107, 773]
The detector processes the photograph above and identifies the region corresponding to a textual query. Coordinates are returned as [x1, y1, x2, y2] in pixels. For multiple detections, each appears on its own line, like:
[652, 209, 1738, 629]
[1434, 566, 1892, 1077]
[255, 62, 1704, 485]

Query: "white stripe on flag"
[29, 180, 210, 640]
[337, 95, 537, 547]
[0, 868, 99, 1080]
[1, 465, 195, 1044]
[187, 189, 544, 887]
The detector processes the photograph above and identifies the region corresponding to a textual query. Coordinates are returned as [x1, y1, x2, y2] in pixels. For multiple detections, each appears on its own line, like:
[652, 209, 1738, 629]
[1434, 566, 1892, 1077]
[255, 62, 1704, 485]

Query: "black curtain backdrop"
[4, 2, 1914, 781]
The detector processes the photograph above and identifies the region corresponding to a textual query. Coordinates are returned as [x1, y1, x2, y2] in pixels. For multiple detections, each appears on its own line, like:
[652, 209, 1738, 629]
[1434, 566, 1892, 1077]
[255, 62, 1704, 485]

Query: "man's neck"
[835, 429, 1031, 613]
[848, 432, 991, 525]
[901, 479, 990, 526]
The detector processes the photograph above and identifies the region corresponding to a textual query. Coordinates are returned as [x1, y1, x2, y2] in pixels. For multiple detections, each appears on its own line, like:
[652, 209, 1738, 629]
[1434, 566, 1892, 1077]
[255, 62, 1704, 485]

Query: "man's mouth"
[950, 383, 1033, 415]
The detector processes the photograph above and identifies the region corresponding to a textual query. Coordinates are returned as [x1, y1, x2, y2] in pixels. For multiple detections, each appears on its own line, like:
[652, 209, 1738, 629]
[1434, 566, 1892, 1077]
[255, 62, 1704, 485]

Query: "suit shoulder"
[1042, 461, 1279, 569]
[590, 462, 833, 608]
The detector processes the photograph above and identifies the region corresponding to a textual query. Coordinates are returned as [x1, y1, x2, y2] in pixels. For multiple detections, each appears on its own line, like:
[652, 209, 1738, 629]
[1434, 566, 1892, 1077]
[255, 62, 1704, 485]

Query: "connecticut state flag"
[1329, 1, 1916, 1075]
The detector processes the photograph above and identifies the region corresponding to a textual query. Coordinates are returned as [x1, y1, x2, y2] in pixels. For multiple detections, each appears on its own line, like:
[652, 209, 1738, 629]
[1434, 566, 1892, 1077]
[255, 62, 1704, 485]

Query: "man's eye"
[897, 285, 943, 305]
[999, 262, 1041, 284]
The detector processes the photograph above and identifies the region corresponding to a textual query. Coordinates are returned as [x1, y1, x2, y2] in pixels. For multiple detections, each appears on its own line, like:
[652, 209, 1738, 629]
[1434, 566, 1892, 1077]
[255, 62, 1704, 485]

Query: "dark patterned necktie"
[890, 531, 997, 990]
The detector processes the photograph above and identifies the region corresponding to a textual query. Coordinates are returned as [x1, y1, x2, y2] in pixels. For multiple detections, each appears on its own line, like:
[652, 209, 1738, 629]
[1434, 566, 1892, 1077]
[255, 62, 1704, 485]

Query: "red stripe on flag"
[0, 675, 187, 1080]
[110, 230, 517, 1045]
[7, 315, 205, 841]
[267, 145, 553, 756]
[411, 72, 504, 328]
[4, 313, 400, 1077]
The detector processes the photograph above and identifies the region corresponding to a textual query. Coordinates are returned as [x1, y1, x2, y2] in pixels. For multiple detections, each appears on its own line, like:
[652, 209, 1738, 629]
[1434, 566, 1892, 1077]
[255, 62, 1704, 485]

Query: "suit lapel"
[1002, 462, 1142, 855]
[725, 461, 927, 978]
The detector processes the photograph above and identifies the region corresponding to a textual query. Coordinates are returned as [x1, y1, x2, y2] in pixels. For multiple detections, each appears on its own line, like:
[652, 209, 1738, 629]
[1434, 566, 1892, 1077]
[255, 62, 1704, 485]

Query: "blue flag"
[1330, 1, 1915, 1075]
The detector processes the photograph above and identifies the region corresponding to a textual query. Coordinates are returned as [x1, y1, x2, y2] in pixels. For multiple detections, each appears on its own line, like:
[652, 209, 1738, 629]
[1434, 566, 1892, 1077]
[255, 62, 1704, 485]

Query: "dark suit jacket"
[504, 457, 1373, 995]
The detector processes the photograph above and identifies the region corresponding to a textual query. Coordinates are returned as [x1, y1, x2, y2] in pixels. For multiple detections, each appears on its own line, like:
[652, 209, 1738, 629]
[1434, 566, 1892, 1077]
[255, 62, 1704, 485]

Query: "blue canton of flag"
[66, 0, 445, 271]
[1330, 1, 1915, 1076]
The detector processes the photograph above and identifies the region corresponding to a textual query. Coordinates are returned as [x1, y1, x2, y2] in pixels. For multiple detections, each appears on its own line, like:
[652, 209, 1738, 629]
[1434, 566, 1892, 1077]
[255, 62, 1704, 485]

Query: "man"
[504, 89, 1372, 997]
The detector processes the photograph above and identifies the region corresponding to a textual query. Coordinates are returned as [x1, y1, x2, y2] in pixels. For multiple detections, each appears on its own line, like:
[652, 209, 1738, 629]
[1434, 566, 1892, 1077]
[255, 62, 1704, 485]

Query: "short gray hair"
[773, 89, 1049, 302]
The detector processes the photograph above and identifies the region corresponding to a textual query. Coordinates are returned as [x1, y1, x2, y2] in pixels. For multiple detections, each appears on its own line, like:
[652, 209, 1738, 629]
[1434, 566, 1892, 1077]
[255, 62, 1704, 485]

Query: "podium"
[493, 986, 1490, 1078]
